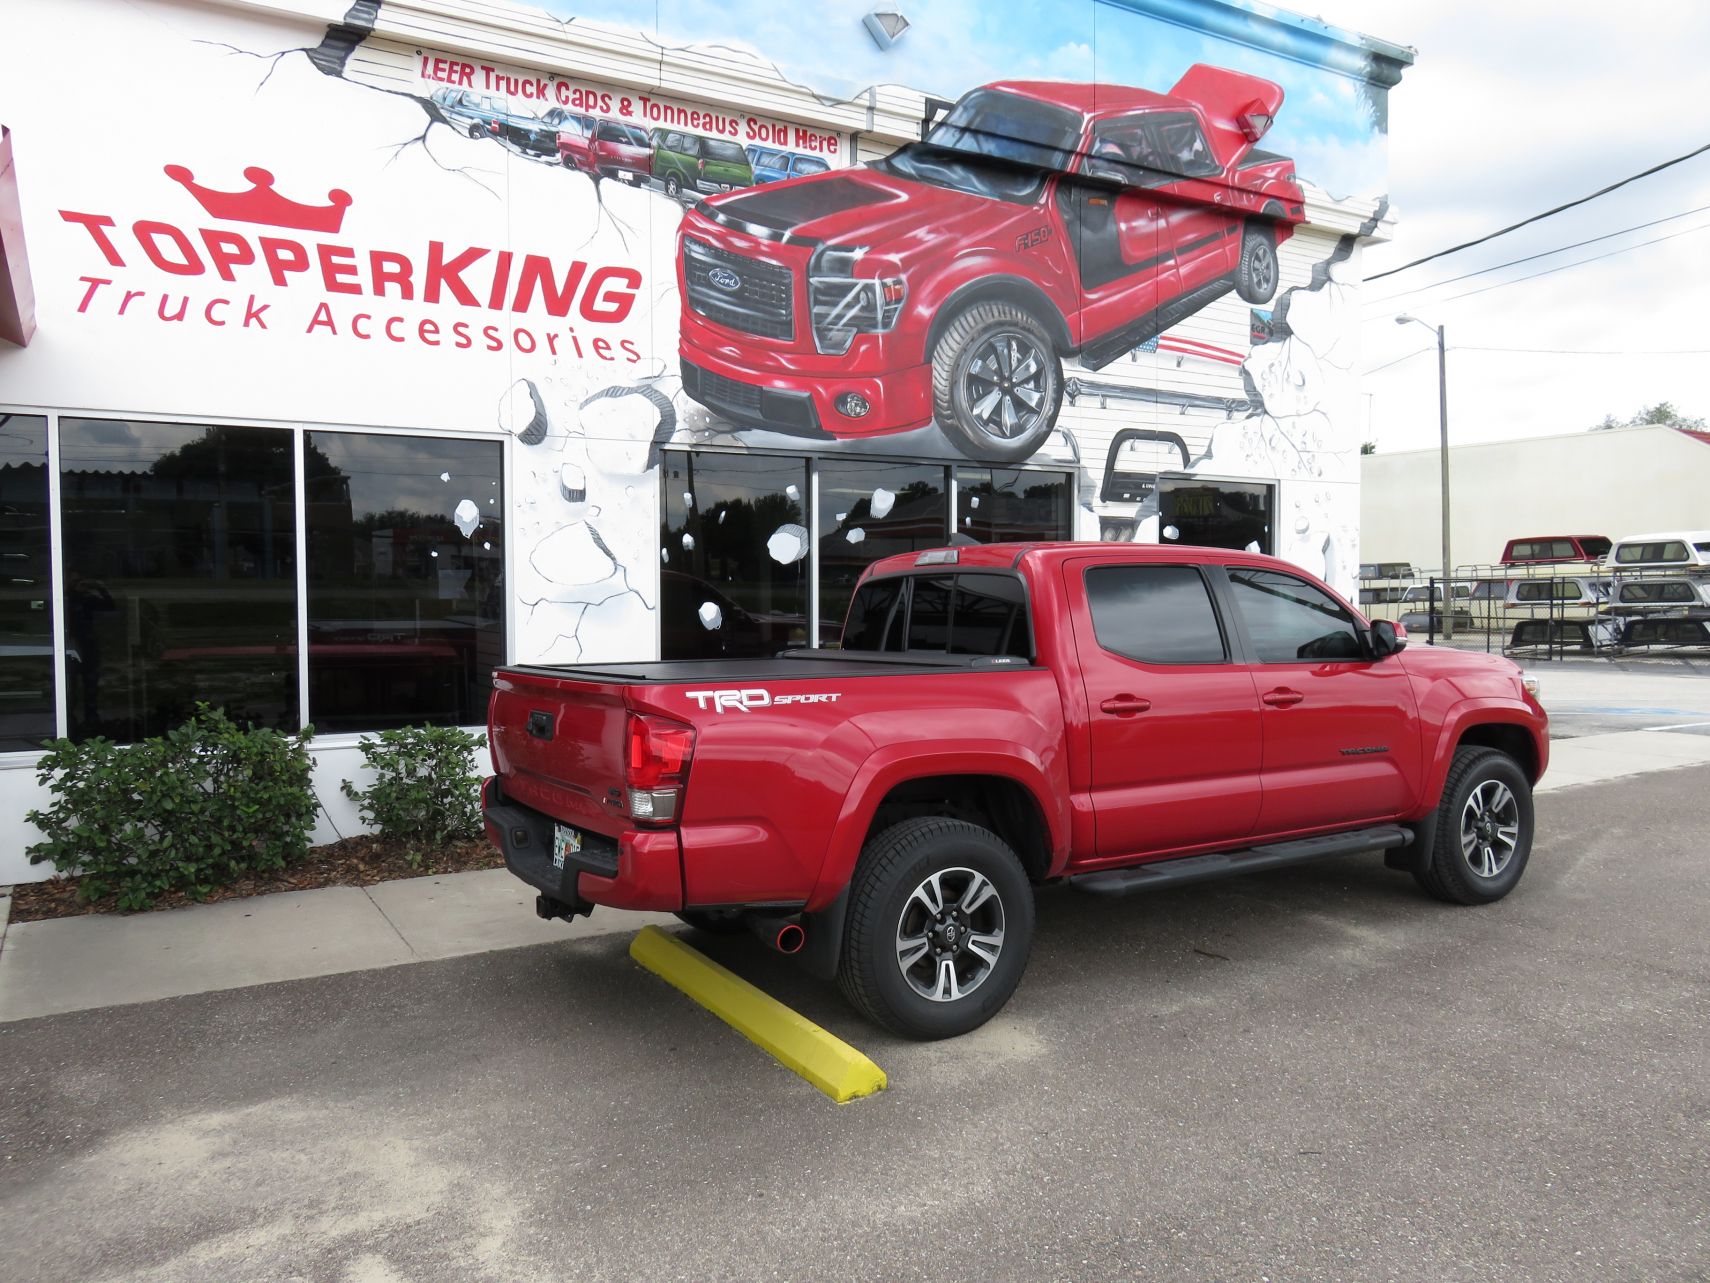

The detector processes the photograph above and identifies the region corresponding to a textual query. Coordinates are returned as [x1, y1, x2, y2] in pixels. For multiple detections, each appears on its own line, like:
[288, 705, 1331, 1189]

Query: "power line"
[1366, 201, 1710, 307]
[1426, 218, 1710, 305]
[1366, 138, 1710, 281]
[1363, 342, 1710, 375]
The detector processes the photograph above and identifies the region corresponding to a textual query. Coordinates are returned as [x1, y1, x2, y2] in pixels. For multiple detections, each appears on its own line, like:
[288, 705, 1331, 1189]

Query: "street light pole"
[1396, 315, 1453, 640]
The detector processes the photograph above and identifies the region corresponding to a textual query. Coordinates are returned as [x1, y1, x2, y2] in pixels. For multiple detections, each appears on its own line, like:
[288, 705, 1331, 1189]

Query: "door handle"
[1100, 695, 1152, 715]
[1261, 688, 1304, 708]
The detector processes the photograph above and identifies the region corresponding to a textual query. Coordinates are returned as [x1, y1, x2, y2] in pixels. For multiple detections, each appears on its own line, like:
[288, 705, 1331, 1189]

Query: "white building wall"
[1361, 425, 1710, 571]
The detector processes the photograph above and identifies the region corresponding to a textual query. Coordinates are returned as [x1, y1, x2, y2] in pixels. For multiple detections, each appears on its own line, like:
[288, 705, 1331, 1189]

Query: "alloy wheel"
[1460, 779, 1520, 878]
[894, 867, 1006, 1003]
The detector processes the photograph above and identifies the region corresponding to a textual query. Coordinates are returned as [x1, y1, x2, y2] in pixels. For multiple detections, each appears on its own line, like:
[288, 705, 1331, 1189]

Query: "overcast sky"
[1301, 0, 1710, 453]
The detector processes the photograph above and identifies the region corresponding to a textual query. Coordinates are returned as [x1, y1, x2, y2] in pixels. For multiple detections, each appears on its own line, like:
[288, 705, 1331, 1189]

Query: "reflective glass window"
[661, 452, 809, 659]
[305, 432, 505, 731]
[955, 468, 1071, 544]
[818, 461, 947, 644]
[0, 414, 55, 751]
[59, 419, 297, 741]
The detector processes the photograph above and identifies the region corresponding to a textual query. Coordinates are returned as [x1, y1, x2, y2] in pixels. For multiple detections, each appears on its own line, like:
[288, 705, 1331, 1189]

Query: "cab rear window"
[842, 573, 1031, 658]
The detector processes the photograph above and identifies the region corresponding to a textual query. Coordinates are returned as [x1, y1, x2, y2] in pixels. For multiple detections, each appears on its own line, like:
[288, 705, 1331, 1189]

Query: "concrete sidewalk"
[4, 720, 1709, 1025]
[0, 868, 673, 1023]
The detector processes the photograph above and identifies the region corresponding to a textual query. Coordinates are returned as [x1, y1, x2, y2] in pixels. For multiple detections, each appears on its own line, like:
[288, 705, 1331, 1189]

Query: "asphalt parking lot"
[3, 767, 1707, 1283]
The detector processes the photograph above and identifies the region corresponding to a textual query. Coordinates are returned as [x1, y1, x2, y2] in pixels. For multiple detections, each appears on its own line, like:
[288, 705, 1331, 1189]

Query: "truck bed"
[499, 650, 1036, 685]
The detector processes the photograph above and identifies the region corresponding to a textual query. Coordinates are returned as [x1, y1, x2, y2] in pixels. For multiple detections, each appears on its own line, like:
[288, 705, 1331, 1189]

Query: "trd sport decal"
[686, 688, 843, 713]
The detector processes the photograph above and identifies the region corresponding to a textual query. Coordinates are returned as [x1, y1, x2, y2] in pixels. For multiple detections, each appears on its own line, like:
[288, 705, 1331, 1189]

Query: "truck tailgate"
[489, 668, 630, 836]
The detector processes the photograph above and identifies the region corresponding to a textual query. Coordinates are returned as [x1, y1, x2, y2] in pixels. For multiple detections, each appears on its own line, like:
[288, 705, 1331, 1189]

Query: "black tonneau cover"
[500, 649, 1035, 686]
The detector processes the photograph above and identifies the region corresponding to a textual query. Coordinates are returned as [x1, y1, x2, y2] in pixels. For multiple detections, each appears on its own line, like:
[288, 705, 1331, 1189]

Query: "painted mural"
[0, 0, 1402, 665]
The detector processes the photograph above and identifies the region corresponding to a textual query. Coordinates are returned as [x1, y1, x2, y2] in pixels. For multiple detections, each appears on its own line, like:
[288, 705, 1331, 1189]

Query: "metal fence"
[1357, 561, 1710, 661]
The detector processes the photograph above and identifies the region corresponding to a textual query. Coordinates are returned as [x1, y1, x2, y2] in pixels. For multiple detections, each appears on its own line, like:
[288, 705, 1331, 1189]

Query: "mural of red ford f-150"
[677, 65, 1304, 461]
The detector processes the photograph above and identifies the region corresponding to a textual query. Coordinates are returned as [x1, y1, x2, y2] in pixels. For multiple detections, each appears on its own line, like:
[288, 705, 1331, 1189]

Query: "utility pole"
[1396, 315, 1453, 640]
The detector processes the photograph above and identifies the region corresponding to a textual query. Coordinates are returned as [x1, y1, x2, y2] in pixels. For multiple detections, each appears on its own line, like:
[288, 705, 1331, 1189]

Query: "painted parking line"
[628, 925, 887, 1104]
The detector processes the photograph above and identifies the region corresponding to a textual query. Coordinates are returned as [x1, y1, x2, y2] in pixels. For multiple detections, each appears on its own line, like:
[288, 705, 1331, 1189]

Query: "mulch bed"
[7, 835, 506, 923]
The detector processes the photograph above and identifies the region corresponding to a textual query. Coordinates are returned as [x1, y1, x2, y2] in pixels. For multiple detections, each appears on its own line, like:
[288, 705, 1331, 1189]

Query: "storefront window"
[305, 432, 504, 731]
[0, 414, 55, 752]
[59, 419, 297, 742]
[955, 467, 1072, 544]
[660, 451, 810, 659]
[1157, 478, 1274, 554]
[817, 461, 948, 644]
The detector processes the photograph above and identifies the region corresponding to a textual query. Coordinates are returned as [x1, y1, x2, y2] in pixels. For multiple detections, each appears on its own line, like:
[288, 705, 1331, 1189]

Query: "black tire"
[930, 301, 1063, 463]
[837, 816, 1034, 1040]
[674, 909, 746, 934]
[467, 124, 484, 140]
[1413, 747, 1534, 905]
[1234, 222, 1279, 304]
[664, 173, 682, 199]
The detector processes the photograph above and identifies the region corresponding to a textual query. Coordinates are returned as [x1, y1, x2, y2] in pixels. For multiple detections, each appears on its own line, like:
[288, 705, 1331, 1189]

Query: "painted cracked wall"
[0, 0, 1399, 666]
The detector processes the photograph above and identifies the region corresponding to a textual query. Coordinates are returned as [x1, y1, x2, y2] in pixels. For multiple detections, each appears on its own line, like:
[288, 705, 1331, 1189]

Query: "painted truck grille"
[683, 238, 795, 341]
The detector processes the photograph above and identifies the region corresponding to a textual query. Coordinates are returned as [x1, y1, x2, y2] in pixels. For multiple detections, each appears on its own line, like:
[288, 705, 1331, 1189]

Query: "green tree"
[1591, 402, 1706, 431]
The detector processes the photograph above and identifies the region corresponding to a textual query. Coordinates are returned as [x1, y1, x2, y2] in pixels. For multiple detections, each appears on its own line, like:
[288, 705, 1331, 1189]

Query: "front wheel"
[1414, 747, 1535, 904]
[1234, 223, 1279, 303]
[930, 301, 1063, 463]
[837, 817, 1034, 1040]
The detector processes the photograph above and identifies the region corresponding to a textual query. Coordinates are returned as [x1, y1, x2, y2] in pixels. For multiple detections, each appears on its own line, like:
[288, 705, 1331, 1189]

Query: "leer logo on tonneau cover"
[686, 688, 842, 713]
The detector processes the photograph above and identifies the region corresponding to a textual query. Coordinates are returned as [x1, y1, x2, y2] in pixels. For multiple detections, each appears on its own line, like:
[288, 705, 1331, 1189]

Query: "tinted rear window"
[842, 573, 1030, 657]
[705, 139, 749, 163]
[1085, 565, 1226, 665]
[1616, 541, 1690, 564]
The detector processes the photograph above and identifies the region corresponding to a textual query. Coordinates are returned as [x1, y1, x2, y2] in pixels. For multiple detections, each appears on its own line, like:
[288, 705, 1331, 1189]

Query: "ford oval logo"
[707, 266, 743, 291]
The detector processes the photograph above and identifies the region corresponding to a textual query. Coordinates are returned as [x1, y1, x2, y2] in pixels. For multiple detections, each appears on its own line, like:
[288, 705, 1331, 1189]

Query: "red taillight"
[697, 157, 706, 172]
[625, 713, 695, 822]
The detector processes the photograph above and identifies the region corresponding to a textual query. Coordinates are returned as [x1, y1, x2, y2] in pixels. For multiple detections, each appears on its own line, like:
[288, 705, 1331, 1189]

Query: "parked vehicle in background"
[484, 542, 1547, 1039]
[500, 105, 568, 156]
[1604, 531, 1710, 570]
[560, 118, 653, 181]
[745, 146, 833, 183]
[676, 66, 1304, 461]
[1359, 561, 1415, 580]
[652, 130, 755, 199]
[1606, 576, 1710, 617]
[1500, 536, 1611, 565]
[1503, 576, 1610, 612]
[1401, 582, 1473, 605]
[431, 86, 506, 139]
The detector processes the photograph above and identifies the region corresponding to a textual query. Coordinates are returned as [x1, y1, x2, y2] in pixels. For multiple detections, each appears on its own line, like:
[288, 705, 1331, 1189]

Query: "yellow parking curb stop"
[629, 925, 888, 1103]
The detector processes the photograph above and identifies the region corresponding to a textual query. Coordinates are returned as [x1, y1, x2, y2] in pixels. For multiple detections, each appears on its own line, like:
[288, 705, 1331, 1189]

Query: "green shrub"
[26, 705, 317, 910]
[340, 725, 485, 856]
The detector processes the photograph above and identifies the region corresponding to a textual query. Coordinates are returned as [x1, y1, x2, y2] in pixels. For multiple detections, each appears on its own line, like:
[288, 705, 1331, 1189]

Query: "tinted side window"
[842, 578, 904, 650]
[1228, 569, 1365, 662]
[906, 576, 953, 650]
[950, 574, 1030, 658]
[1085, 565, 1226, 664]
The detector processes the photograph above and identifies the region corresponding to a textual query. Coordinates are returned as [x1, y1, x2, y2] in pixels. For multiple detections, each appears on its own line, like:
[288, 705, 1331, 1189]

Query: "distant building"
[1361, 425, 1710, 572]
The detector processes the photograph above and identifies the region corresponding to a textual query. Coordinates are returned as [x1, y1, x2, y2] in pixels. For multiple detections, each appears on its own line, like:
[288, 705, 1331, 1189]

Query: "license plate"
[553, 824, 582, 870]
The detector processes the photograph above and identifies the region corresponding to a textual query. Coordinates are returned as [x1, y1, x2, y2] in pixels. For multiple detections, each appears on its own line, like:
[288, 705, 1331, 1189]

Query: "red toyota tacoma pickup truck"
[485, 544, 1547, 1039]
[677, 65, 1303, 462]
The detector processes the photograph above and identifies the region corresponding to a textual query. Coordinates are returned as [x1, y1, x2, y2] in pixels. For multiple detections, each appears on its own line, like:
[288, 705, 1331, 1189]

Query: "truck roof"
[863, 541, 1331, 581]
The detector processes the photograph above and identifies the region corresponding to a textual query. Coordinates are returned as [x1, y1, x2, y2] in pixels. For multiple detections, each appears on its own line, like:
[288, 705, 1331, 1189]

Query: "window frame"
[0, 401, 514, 759]
[1082, 562, 1231, 667]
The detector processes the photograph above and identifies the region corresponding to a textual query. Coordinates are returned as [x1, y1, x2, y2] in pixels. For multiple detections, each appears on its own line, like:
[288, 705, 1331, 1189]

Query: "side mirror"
[1370, 619, 1406, 658]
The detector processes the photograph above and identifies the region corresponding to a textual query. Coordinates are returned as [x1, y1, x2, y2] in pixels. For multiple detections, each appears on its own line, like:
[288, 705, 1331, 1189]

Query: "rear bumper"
[483, 782, 683, 912]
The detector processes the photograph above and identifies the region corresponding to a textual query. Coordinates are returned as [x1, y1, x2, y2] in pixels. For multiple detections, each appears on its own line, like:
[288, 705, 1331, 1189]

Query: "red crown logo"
[163, 164, 353, 234]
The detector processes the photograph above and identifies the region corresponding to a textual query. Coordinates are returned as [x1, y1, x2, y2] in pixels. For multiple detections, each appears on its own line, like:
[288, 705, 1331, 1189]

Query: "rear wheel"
[664, 173, 682, 199]
[930, 301, 1063, 463]
[1413, 747, 1534, 904]
[1234, 222, 1279, 303]
[467, 123, 484, 140]
[837, 816, 1034, 1039]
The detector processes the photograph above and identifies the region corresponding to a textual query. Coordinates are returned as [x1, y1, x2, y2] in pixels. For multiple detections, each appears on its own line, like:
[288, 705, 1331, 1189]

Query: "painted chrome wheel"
[1460, 779, 1521, 878]
[960, 330, 1050, 445]
[894, 866, 1006, 1003]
